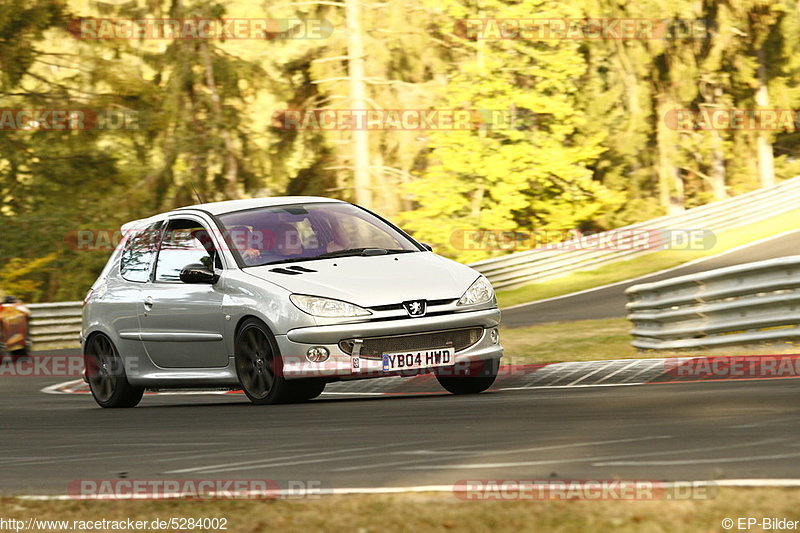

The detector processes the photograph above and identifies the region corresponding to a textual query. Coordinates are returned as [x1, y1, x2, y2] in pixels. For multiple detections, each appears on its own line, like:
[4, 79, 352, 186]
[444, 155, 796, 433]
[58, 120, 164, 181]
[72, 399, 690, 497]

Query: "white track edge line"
[13, 479, 800, 500]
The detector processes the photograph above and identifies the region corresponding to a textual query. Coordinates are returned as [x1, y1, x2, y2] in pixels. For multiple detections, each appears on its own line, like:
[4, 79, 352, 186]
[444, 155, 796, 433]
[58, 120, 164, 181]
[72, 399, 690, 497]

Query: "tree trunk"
[346, 0, 371, 208]
[656, 95, 685, 213]
[699, 83, 728, 200]
[201, 43, 240, 200]
[756, 47, 775, 188]
[709, 128, 728, 199]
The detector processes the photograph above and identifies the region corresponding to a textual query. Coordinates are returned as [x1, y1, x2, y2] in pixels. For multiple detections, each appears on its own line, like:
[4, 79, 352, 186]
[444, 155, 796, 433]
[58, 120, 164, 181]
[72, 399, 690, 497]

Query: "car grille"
[368, 298, 457, 311]
[338, 327, 483, 359]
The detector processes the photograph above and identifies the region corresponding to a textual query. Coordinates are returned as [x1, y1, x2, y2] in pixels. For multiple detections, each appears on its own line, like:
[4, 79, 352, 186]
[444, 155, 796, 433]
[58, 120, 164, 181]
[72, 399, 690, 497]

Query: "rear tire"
[436, 358, 499, 395]
[85, 334, 144, 408]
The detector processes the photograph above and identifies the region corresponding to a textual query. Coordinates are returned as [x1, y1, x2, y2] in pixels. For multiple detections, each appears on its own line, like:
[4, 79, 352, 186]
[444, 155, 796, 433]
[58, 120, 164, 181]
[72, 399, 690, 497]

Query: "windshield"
[217, 202, 421, 267]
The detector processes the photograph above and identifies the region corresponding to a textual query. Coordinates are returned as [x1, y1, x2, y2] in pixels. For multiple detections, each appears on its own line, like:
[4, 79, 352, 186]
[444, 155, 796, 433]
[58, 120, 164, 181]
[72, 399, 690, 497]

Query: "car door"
[139, 216, 228, 368]
[111, 219, 164, 367]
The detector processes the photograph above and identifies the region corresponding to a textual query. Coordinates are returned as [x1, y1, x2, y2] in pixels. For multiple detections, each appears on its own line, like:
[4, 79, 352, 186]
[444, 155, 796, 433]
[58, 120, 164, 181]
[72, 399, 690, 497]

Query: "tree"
[398, 0, 622, 262]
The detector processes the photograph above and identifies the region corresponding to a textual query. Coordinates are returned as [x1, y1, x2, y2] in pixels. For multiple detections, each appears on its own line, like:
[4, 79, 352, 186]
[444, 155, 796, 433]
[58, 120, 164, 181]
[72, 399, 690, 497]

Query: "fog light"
[306, 346, 330, 362]
[489, 328, 499, 345]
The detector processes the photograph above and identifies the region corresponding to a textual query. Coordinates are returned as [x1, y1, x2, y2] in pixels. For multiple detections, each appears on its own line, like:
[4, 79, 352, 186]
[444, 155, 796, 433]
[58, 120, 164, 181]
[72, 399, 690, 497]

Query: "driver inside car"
[242, 222, 303, 264]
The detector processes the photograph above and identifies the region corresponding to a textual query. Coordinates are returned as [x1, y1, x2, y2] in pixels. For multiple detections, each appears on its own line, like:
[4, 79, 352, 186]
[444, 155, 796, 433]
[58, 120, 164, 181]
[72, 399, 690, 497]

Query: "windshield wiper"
[262, 249, 370, 265]
[262, 256, 321, 266]
[313, 247, 381, 259]
[262, 248, 415, 265]
[385, 249, 417, 255]
[314, 247, 418, 259]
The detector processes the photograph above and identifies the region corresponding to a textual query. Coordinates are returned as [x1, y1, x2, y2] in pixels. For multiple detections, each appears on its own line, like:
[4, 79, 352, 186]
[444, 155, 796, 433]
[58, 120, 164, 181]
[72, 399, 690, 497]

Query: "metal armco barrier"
[26, 302, 82, 350]
[471, 176, 800, 289]
[626, 255, 800, 350]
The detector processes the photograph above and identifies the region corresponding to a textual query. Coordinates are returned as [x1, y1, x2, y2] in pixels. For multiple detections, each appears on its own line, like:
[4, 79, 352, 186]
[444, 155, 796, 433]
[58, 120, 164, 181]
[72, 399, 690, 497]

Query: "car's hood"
[244, 252, 479, 307]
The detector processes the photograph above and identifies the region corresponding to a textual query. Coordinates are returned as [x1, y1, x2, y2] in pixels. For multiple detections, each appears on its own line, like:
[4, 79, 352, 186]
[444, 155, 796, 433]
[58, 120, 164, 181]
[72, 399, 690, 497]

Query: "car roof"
[120, 196, 348, 231]
[174, 196, 345, 216]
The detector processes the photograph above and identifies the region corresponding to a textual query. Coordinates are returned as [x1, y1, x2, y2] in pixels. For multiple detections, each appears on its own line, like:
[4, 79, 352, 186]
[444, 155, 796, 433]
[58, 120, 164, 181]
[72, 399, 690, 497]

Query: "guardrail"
[625, 255, 800, 350]
[470, 176, 800, 289]
[26, 302, 83, 350]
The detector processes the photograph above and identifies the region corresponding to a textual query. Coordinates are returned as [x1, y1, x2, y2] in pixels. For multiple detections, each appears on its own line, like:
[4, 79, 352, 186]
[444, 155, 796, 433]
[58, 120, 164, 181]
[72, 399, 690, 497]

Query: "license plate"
[382, 347, 455, 372]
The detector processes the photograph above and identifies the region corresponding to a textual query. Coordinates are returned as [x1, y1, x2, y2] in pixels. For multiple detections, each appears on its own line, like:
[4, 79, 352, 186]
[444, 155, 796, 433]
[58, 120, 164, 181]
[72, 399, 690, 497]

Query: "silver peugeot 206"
[81, 197, 503, 407]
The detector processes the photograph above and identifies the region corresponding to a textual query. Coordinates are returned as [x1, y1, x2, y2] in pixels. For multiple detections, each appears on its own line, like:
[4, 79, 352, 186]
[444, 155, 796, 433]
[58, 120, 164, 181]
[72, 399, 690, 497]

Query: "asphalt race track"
[502, 228, 800, 328]
[1, 372, 799, 494]
[3, 231, 800, 496]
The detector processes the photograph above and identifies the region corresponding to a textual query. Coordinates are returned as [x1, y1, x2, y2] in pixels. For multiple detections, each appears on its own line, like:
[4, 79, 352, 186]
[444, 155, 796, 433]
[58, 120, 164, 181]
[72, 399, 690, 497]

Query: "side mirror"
[179, 263, 219, 284]
[421, 243, 433, 251]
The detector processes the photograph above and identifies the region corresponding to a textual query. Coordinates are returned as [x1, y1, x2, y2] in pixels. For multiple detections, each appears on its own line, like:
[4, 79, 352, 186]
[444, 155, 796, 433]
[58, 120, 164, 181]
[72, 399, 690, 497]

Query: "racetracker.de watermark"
[0, 109, 138, 131]
[453, 480, 717, 500]
[66, 479, 325, 500]
[68, 17, 333, 40]
[458, 18, 709, 40]
[65, 227, 302, 252]
[231, 356, 523, 379]
[0, 355, 85, 378]
[271, 109, 517, 130]
[0, 354, 143, 378]
[664, 108, 800, 131]
[664, 355, 800, 380]
[451, 228, 716, 252]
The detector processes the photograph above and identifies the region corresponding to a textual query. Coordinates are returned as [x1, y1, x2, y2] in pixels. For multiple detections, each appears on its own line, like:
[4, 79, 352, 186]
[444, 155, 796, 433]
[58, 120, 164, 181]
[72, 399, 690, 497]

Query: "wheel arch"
[233, 314, 283, 358]
[82, 328, 135, 374]
[82, 326, 115, 351]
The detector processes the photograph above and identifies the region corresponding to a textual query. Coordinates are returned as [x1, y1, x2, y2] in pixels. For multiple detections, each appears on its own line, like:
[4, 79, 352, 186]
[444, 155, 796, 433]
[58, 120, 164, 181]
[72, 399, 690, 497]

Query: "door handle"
[143, 296, 154, 311]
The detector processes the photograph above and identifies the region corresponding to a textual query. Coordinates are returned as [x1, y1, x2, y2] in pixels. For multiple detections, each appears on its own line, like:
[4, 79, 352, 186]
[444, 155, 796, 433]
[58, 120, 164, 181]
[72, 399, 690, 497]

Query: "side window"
[155, 219, 219, 283]
[120, 221, 163, 283]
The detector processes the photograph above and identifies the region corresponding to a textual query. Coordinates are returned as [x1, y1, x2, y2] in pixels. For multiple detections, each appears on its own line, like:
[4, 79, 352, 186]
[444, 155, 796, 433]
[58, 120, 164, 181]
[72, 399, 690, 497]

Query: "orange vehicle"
[0, 295, 31, 356]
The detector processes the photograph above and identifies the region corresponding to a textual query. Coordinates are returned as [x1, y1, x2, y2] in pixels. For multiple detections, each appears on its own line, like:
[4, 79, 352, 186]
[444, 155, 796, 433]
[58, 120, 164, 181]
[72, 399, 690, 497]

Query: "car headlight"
[458, 276, 494, 306]
[290, 294, 372, 317]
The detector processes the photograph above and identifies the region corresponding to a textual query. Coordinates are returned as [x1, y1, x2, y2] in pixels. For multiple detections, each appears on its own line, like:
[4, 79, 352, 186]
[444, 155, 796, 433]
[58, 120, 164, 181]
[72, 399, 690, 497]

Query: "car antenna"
[189, 179, 206, 204]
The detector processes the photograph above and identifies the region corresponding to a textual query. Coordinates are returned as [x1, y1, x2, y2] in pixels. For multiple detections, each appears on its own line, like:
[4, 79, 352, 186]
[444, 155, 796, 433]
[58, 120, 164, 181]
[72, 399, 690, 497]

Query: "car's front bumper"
[275, 307, 503, 380]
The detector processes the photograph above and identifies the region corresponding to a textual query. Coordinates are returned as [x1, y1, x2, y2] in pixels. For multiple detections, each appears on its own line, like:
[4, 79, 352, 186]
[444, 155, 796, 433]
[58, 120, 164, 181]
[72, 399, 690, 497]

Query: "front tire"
[85, 334, 144, 408]
[234, 318, 294, 405]
[436, 358, 499, 395]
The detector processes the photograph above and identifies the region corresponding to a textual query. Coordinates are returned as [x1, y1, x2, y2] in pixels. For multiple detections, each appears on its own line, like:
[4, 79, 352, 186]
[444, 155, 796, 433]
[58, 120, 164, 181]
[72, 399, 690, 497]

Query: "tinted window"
[119, 221, 162, 283]
[217, 203, 419, 267]
[155, 219, 218, 282]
